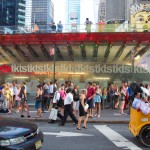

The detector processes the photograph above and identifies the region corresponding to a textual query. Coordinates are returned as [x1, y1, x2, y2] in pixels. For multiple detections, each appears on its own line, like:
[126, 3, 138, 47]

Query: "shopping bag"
[84, 104, 89, 112]
[49, 108, 58, 120]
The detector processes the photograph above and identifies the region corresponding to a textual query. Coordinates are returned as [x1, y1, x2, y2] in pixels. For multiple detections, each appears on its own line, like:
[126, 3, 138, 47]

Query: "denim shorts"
[87, 99, 94, 109]
[35, 101, 41, 109]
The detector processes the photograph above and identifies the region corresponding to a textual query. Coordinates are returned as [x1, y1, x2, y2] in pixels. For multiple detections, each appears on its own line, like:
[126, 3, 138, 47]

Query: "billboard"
[130, 4, 150, 31]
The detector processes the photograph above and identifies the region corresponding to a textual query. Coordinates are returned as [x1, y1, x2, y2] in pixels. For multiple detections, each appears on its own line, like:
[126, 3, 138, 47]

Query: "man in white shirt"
[136, 94, 150, 115]
[132, 92, 141, 109]
[60, 88, 78, 126]
[48, 87, 63, 124]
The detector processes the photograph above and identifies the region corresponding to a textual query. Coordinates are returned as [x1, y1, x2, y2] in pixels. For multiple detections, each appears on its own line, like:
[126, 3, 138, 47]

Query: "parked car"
[0, 117, 44, 150]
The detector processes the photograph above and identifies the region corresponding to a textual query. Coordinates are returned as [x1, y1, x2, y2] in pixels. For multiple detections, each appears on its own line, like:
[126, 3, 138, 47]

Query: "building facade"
[65, 0, 80, 25]
[0, 0, 19, 26]
[98, 0, 128, 23]
[32, 0, 54, 25]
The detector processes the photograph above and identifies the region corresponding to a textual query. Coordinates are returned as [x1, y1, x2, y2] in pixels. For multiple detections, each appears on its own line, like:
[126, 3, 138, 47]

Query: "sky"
[52, 0, 100, 24]
[52, 0, 66, 24]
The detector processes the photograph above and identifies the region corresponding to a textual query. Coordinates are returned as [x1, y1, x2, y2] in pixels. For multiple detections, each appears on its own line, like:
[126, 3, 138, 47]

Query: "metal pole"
[131, 48, 135, 82]
[53, 47, 56, 83]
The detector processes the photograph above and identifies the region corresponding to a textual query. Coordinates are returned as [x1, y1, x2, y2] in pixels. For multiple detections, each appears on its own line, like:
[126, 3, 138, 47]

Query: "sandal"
[82, 126, 87, 129]
[35, 116, 39, 118]
[77, 127, 81, 130]
[120, 112, 125, 115]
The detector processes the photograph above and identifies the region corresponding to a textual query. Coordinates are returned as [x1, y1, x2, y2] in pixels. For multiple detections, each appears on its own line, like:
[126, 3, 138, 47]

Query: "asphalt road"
[36, 122, 149, 150]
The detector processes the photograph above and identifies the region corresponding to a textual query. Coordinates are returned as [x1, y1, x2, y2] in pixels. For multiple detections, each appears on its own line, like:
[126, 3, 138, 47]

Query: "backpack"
[57, 96, 64, 107]
[130, 82, 143, 93]
[55, 92, 64, 107]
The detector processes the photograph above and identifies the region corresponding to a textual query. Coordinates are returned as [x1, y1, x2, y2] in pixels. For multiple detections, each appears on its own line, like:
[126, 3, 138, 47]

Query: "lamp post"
[50, 46, 56, 86]
[131, 48, 135, 82]
[53, 47, 56, 83]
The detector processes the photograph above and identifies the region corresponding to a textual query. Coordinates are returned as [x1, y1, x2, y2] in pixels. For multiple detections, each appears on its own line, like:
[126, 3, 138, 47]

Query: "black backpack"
[55, 92, 64, 107]
[57, 96, 64, 107]
[130, 82, 143, 93]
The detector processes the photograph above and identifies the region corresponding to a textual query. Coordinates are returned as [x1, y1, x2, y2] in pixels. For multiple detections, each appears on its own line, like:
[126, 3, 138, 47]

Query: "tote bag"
[49, 108, 58, 120]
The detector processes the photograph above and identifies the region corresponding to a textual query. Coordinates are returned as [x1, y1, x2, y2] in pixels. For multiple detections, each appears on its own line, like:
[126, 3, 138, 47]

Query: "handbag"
[35, 96, 41, 102]
[49, 108, 58, 120]
[84, 103, 89, 112]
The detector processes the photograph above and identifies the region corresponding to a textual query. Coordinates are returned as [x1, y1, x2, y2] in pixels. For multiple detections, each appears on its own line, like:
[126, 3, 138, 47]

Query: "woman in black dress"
[77, 89, 89, 130]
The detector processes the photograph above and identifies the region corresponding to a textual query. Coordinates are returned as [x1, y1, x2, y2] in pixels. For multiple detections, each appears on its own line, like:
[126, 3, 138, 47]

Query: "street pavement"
[0, 106, 130, 124]
[38, 123, 147, 150]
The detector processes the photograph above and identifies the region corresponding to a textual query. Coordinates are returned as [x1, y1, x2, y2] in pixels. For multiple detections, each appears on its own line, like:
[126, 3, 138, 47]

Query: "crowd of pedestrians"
[0, 80, 150, 129]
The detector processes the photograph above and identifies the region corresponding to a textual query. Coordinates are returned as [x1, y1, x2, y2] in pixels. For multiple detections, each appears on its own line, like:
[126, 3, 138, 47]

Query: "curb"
[7, 117, 129, 124]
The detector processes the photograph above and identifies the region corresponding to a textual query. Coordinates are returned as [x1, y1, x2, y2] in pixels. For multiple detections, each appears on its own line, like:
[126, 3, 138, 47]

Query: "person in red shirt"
[86, 82, 95, 117]
[97, 19, 105, 32]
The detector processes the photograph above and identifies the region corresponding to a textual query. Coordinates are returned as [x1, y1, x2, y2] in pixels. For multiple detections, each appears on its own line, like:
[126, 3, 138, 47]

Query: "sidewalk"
[0, 107, 130, 124]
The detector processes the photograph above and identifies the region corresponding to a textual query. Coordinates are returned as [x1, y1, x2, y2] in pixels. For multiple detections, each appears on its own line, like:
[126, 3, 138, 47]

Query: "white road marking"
[43, 131, 94, 137]
[94, 125, 142, 150]
[29, 111, 49, 113]
[113, 113, 122, 116]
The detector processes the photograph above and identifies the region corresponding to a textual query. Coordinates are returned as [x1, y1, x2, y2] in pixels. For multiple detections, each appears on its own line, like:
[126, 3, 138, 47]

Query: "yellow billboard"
[130, 4, 150, 32]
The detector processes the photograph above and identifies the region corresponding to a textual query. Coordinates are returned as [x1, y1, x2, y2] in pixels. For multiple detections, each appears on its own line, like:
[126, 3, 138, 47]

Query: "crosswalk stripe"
[94, 125, 142, 150]
[29, 111, 49, 113]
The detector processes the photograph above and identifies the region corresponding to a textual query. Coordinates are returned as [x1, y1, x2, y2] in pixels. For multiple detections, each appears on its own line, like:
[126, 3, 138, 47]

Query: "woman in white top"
[14, 84, 21, 112]
[93, 85, 101, 117]
[8, 83, 14, 113]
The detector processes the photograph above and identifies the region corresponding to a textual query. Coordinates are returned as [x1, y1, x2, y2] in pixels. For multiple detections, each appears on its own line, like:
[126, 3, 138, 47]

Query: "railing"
[0, 23, 149, 34]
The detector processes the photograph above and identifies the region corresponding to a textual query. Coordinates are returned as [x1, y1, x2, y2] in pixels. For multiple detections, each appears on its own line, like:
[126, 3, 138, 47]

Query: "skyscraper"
[65, 0, 80, 24]
[18, 0, 32, 27]
[0, 0, 19, 26]
[32, 0, 54, 25]
[98, 0, 127, 23]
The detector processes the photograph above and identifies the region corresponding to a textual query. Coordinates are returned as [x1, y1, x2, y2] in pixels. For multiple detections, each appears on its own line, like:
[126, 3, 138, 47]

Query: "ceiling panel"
[0, 46, 16, 63]
[107, 45, 121, 63]
[118, 45, 135, 62]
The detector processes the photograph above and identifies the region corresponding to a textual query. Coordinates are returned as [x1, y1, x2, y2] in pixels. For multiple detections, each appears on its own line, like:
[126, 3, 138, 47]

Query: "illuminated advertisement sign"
[0, 63, 149, 75]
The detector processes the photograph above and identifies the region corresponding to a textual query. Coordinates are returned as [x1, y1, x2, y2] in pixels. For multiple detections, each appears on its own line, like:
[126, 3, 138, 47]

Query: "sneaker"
[27, 115, 31, 118]
[8, 111, 11, 114]
[97, 115, 100, 117]
[21, 115, 25, 117]
[94, 114, 97, 117]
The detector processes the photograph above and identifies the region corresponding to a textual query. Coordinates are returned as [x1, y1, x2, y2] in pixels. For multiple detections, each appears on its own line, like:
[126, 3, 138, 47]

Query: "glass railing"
[0, 23, 149, 34]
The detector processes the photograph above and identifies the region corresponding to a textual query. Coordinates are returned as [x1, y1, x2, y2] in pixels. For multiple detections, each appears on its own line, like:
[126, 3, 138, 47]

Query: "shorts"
[73, 101, 79, 110]
[87, 99, 94, 109]
[20, 98, 26, 105]
[35, 101, 41, 109]
[14, 100, 20, 107]
[115, 95, 119, 100]
[93, 94, 101, 103]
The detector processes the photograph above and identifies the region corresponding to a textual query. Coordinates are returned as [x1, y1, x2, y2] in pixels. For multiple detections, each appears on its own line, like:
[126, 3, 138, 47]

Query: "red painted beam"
[0, 32, 149, 45]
